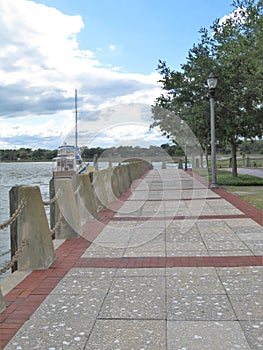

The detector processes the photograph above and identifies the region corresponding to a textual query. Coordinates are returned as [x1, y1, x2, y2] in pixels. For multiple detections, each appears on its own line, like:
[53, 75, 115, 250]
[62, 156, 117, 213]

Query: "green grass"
[194, 168, 263, 210]
[221, 185, 263, 210]
[215, 172, 263, 186]
[195, 169, 263, 186]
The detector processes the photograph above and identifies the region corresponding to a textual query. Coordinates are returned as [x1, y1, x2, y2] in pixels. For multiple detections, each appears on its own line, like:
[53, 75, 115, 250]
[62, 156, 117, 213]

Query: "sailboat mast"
[75, 89, 78, 147]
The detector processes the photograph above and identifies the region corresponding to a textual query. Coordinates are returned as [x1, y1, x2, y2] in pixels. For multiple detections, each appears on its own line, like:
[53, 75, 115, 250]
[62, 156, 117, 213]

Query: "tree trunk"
[231, 141, 238, 177]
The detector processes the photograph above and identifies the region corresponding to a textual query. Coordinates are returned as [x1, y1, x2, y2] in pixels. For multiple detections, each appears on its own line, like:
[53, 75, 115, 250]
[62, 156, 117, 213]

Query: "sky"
[0, 0, 234, 150]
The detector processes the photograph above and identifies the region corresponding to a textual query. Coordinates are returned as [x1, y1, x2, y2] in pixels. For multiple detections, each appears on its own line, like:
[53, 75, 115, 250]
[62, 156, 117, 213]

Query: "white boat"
[53, 144, 87, 177]
[53, 90, 89, 177]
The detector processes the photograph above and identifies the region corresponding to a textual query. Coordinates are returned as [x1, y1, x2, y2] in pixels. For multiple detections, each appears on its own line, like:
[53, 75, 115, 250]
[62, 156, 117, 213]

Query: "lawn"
[194, 168, 263, 210]
[221, 185, 263, 210]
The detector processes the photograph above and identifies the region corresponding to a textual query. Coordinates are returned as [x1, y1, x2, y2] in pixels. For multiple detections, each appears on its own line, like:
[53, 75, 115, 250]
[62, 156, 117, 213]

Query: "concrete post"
[77, 173, 98, 224]
[122, 165, 131, 191]
[50, 178, 81, 239]
[161, 160, 166, 169]
[9, 186, 56, 271]
[108, 153, 113, 168]
[112, 167, 121, 196]
[93, 170, 110, 209]
[0, 289, 5, 313]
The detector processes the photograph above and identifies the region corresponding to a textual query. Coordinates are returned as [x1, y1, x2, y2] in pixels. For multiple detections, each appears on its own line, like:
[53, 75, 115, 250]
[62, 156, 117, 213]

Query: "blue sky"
[0, 0, 234, 150]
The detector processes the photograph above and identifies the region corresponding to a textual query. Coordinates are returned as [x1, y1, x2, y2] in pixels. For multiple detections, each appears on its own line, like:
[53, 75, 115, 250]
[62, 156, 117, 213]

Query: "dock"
[1, 168, 262, 349]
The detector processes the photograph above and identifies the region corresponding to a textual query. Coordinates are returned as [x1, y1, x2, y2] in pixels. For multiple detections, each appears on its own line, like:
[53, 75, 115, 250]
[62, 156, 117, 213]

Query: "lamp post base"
[210, 183, 218, 189]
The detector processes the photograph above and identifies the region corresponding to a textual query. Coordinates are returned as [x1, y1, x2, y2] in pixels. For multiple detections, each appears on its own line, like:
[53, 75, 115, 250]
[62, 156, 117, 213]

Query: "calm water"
[0, 162, 54, 279]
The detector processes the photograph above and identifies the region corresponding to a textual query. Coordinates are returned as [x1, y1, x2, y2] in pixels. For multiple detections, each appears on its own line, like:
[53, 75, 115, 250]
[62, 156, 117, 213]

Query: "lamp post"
[184, 144, 188, 171]
[207, 72, 218, 189]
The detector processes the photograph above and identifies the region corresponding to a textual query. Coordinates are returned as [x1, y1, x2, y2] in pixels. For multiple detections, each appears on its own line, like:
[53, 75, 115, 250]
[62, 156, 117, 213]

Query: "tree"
[151, 0, 263, 176]
[212, 0, 263, 175]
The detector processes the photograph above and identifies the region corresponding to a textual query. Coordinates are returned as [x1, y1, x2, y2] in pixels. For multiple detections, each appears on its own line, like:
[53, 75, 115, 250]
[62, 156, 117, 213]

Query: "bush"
[213, 173, 263, 186]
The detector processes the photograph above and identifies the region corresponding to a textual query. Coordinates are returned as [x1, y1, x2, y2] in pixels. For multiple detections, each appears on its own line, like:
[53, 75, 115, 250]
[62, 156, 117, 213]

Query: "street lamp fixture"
[207, 72, 218, 189]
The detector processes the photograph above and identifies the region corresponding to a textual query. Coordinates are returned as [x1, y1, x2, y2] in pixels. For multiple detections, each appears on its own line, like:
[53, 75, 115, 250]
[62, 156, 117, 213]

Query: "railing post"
[0, 289, 5, 313]
[50, 178, 81, 239]
[77, 173, 98, 224]
[9, 185, 56, 271]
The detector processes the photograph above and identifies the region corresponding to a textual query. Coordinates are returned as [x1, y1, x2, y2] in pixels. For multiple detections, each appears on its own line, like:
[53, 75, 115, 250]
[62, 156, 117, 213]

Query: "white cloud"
[109, 44, 116, 51]
[218, 7, 247, 26]
[0, 0, 162, 148]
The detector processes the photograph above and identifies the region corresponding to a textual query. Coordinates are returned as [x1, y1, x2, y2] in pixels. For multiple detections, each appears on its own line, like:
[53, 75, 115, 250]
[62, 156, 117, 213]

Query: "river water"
[0, 162, 54, 279]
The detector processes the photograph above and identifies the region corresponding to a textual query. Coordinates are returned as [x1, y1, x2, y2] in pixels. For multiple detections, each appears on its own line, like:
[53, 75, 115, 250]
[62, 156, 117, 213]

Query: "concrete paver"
[1, 168, 263, 349]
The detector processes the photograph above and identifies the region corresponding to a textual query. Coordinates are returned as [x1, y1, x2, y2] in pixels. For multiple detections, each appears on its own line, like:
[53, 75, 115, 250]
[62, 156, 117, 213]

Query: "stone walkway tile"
[237, 232, 263, 241]
[166, 250, 209, 257]
[82, 244, 126, 258]
[229, 294, 263, 320]
[167, 321, 251, 350]
[129, 235, 165, 247]
[205, 240, 249, 251]
[225, 218, 262, 229]
[126, 241, 165, 251]
[4, 294, 97, 350]
[50, 275, 112, 297]
[240, 321, 263, 350]
[135, 219, 166, 229]
[85, 319, 166, 350]
[166, 267, 226, 295]
[117, 201, 145, 213]
[124, 250, 165, 257]
[221, 273, 263, 294]
[216, 266, 263, 277]
[166, 231, 203, 243]
[66, 267, 116, 278]
[115, 267, 166, 277]
[106, 220, 138, 228]
[167, 294, 236, 321]
[167, 241, 207, 251]
[208, 250, 253, 256]
[201, 231, 241, 242]
[244, 240, 263, 254]
[99, 276, 165, 319]
[93, 227, 132, 243]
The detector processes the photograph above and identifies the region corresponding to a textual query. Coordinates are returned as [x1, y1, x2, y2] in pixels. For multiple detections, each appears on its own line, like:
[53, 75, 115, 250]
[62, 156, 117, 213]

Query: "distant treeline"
[0, 145, 178, 162]
[0, 140, 262, 161]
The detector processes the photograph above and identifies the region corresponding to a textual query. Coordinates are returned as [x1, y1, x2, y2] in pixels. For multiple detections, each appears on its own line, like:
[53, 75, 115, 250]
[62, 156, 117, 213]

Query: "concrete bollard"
[9, 186, 56, 271]
[161, 160, 167, 169]
[50, 178, 81, 239]
[115, 166, 126, 194]
[0, 289, 5, 313]
[92, 170, 111, 209]
[122, 164, 131, 191]
[77, 173, 98, 224]
[245, 157, 251, 167]
[112, 167, 121, 196]
[103, 168, 118, 203]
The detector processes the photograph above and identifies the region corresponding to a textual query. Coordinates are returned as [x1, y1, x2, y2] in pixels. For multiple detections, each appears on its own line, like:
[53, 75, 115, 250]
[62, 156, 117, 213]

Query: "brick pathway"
[0, 169, 262, 349]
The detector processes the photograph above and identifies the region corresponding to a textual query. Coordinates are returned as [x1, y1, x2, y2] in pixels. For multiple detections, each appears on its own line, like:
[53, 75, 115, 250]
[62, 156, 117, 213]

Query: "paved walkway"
[1, 169, 262, 349]
[224, 167, 263, 179]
